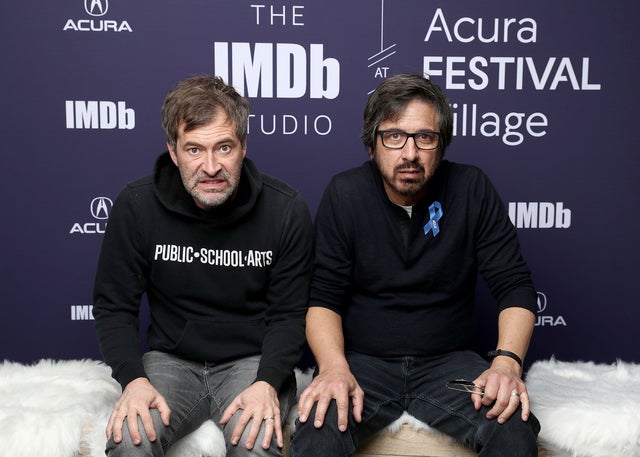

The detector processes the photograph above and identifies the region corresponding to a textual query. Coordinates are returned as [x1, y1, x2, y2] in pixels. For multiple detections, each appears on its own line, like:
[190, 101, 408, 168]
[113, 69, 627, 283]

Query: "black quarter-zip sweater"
[310, 160, 537, 356]
[93, 153, 314, 390]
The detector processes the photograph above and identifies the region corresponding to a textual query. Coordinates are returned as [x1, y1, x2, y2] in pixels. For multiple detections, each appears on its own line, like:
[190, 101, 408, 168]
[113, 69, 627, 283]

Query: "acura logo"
[85, 0, 109, 17]
[91, 197, 113, 220]
[536, 291, 547, 314]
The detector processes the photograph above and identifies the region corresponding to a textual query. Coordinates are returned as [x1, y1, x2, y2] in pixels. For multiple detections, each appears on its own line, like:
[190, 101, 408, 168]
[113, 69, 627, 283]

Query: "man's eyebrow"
[182, 137, 237, 148]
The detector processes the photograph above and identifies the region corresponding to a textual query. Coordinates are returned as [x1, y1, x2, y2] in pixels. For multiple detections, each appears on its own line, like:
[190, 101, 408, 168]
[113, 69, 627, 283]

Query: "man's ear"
[367, 146, 375, 160]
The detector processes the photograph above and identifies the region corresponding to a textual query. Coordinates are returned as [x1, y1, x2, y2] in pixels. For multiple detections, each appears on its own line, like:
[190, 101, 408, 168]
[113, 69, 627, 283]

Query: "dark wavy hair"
[361, 74, 453, 154]
[161, 75, 250, 148]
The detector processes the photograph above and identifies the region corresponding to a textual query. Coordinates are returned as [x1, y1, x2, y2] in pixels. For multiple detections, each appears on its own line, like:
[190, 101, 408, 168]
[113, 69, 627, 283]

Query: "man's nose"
[201, 151, 222, 174]
[401, 136, 420, 161]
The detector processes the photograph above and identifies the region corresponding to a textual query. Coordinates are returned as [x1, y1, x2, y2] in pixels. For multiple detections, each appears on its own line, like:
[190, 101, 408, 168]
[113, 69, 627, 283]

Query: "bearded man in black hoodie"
[93, 75, 314, 457]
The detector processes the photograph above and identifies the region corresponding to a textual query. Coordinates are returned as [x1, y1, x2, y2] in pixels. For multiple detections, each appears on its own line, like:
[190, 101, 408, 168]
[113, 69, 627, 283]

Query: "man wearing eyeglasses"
[291, 74, 540, 456]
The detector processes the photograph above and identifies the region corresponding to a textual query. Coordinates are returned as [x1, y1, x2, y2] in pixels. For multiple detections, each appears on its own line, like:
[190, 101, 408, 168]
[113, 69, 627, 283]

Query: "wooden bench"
[354, 424, 476, 457]
[355, 424, 552, 457]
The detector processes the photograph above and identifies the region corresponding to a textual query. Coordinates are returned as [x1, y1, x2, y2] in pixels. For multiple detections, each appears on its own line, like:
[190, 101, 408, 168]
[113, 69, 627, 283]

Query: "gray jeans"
[106, 351, 296, 457]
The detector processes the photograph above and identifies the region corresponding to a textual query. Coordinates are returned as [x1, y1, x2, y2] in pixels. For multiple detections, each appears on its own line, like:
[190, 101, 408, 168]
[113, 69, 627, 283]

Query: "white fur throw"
[526, 358, 640, 457]
[0, 359, 120, 457]
[0, 359, 224, 457]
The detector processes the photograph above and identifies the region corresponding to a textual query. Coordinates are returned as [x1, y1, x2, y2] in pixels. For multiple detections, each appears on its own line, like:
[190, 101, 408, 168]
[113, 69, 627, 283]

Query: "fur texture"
[0, 359, 120, 457]
[526, 358, 640, 457]
[0, 359, 224, 457]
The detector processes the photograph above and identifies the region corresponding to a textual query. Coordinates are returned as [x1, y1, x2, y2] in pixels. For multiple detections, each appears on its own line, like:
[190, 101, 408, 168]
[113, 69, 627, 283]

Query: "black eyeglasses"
[446, 379, 485, 396]
[376, 129, 441, 150]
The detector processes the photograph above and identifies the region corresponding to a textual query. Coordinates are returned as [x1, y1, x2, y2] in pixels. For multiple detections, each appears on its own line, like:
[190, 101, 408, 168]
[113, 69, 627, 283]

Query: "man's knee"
[290, 403, 355, 457]
[476, 411, 540, 456]
[221, 414, 283, 457]
[225, 443, 283, 457]
[106, 411, 168, 457]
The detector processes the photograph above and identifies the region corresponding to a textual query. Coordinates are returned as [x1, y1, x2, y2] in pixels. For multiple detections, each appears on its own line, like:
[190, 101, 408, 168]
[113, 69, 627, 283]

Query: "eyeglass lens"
[380, 131, 439, 150]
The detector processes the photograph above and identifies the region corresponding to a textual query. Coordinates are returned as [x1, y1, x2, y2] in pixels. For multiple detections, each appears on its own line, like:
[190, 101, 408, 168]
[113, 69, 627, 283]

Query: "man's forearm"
[494, 307, 535, 373]
[305, 306, 349, 370]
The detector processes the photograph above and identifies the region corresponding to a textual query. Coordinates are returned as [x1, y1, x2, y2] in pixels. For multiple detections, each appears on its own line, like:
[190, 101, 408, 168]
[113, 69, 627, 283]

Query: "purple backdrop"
[1, 0, 638, 367]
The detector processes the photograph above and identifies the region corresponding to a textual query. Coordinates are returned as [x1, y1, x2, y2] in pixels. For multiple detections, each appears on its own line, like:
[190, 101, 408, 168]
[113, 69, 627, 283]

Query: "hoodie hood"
[152, 151, 263, 227]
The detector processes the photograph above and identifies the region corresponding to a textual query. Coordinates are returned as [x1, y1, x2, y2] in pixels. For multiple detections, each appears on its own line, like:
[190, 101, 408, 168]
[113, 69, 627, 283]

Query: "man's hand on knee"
[220, 381, 283, 450]
[297, 365, 364, 432]
[107, 377, 172, 445]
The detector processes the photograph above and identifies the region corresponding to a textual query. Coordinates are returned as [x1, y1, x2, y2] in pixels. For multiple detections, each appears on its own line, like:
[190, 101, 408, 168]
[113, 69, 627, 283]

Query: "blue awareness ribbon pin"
[423, 201, 443, 237]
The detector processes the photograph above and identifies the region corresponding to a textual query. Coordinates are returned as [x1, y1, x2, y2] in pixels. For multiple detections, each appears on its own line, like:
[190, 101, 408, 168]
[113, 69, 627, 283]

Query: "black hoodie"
[93, 152, 314, 391]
